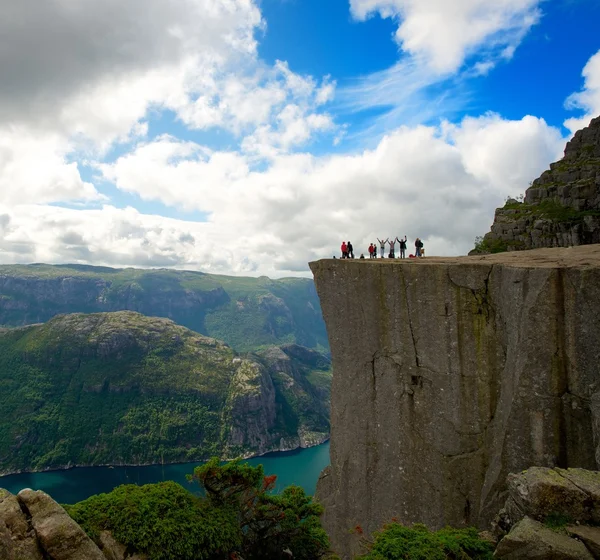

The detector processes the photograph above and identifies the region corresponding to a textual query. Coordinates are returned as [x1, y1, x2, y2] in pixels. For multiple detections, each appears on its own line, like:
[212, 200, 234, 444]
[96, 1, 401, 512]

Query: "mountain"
[0, 264, 328, 353]
[472, 115, 600, 253]
[0, 311, 331, 476]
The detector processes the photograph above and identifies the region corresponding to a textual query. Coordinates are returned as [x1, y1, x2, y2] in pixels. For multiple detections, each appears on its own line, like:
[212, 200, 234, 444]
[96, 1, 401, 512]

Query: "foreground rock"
[473, 115, 600, 253]
[0, 488, 105, 559]
[494, 517, 593, 559]
[310, 246, 600, 558]
[497, 468, 600, 530]
[492, 468, 600, 559]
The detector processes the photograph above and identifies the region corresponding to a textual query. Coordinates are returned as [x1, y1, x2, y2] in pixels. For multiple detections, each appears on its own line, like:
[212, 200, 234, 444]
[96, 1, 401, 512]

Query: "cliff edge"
[311, 246, 600, 558]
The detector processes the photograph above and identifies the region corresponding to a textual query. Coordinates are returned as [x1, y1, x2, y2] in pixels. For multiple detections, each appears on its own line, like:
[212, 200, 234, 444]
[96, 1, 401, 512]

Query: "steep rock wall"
[473, 115, 600, 253]
[311, 246, 600, 558]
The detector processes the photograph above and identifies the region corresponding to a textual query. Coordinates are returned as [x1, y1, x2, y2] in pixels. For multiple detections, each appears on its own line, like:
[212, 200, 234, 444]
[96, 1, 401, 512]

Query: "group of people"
[339, 237, 425, 259]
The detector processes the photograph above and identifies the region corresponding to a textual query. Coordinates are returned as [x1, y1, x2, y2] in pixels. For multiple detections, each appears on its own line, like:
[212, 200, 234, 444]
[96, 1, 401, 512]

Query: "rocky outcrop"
[497, 468, 600, 530]
[494, 517, 594, 559]
[473, 116, 600, 253]
[0, 488, 106, 560]
[310, 246, 600, 558]
[493, 468, 600, 559]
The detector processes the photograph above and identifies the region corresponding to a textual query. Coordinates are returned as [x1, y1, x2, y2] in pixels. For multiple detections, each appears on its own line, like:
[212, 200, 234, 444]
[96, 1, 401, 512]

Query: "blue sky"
[0, 0, 599, 275]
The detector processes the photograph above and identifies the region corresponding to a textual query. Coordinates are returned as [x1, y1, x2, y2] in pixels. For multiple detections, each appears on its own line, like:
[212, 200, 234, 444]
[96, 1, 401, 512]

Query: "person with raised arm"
[377, 238, 388, 258]
[397, 235, 407, 258]
[387, 237, 396, 258]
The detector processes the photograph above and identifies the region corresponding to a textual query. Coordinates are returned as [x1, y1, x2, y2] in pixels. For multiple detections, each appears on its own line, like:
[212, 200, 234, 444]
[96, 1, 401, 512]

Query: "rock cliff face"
[474, 115, 600, 253]
[311, 247, 600, 558]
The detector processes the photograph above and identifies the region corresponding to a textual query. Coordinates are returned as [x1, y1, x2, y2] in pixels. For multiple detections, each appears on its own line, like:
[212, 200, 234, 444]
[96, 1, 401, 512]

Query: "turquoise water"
[0, 441, 330, 504]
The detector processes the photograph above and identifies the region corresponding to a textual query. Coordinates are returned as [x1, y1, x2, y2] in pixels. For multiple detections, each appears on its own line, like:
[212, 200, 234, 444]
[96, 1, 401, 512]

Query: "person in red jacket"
[368, 243, 375, 259]
[341, 241, 348, 258]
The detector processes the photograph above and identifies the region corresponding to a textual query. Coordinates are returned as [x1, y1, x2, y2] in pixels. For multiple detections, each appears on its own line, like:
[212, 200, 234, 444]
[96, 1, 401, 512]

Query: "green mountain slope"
[0, 311, 330, 475]
[0, 264, 328, 352]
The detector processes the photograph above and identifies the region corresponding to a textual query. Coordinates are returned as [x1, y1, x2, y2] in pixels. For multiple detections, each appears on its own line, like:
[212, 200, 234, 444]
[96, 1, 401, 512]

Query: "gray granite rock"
[18, 488, 106, 560]
[494, 517, 593, 559]
[310, 246, 600, 558]
[566, 525, 600, 558]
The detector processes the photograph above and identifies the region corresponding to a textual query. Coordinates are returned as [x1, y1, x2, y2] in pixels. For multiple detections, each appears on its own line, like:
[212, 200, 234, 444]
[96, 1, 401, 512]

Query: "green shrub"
[67, 459, 330, 560]
[190, 457, 330, 560]
[358, 522, 494, 560]
[66, 481, 240, 560]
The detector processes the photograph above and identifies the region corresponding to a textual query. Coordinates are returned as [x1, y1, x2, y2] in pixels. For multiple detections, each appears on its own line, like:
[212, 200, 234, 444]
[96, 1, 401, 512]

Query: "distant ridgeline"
[0, 312, 331, 475]
[472, 115, 600, 254]
[0, 264, 328, 353]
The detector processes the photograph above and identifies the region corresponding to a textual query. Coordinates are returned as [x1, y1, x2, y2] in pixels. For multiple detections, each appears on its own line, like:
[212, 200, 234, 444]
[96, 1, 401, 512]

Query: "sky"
[1, 0, 599, 277]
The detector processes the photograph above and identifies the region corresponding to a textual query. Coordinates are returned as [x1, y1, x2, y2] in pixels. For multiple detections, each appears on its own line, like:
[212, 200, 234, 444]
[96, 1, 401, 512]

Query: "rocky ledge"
[311, 245, 600, 558]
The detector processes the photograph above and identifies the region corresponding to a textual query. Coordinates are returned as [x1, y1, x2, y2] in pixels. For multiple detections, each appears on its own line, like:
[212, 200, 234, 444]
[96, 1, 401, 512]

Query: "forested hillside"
[0, 311, 331, 475]
[0, 264, 328, 352]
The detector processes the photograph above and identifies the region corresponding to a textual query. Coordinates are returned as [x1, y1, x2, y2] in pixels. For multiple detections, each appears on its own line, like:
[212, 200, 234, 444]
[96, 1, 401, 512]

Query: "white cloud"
[442, 114, 564, 192]
[77, 115, 564, 275]
[564, 49, 600, 134]
[0, 129, 101, 205]
[0, 0, 337, 223]
[349, 0, 542, 74]
[1, 0, 263, 142]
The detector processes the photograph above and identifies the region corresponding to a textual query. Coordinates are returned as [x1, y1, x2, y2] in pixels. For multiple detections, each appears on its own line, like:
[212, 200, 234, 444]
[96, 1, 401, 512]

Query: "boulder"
[557, 468, 600, 524]
[0, 489, 44, 560]
[504, 468, 593, 524]
[566, 526, 600, 558]
[97, 531, 149, 560]
[98, 531, 128, 560]
[18, 488, 106, 560]
[494, 517, 593, 559]
[0, 521, 15, 560]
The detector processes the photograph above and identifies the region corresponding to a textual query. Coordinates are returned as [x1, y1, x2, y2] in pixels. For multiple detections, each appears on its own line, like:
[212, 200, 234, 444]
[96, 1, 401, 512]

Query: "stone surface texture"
[502, 468, 599, 526]
[494, 517, 594, 559]
[0, 487, 109, 560]
[17, 488, 106, 560]
[566, 525, 600, 558]
[473, 115, 600, 253]
[310, 246, 600, 558]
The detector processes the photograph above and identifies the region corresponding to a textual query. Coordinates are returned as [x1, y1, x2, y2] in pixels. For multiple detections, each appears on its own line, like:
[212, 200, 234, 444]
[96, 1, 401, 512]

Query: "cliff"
[310, 247, 600, 558]
[473, 115, 600, 253]
[0, 264, 328, 352]
[0, 311, 330, 475]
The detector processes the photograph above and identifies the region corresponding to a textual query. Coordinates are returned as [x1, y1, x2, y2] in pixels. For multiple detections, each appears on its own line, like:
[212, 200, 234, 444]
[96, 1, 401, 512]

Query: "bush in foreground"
[358, 522, 494, 560]
[66, 458, 330, 560]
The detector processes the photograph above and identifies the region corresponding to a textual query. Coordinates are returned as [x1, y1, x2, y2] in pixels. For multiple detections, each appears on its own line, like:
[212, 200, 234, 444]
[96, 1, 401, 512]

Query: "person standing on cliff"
[347, 241, 354, 259]
[387, 237, 396, 258]
[415, 237, 423, 257]
[398, 235, 407, 258]
[368, 243, 375, 259]
[373, 244, 378, 258]
[341, 241, 348, 258]
[377, 238, 388, 258]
